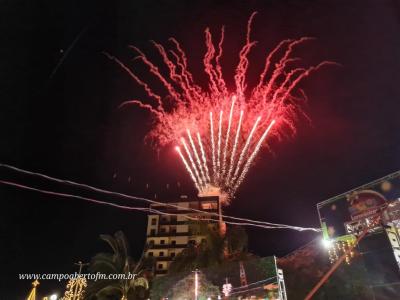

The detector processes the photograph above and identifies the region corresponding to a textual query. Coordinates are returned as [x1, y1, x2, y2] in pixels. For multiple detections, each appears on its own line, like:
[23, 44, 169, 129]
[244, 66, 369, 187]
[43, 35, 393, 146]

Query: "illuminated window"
[201, 202, 218, 210]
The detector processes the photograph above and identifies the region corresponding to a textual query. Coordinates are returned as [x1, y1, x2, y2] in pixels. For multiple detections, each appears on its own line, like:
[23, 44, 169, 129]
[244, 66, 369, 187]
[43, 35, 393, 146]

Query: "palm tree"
[168, 223, 249, 274]
[84, 231, 151, 300]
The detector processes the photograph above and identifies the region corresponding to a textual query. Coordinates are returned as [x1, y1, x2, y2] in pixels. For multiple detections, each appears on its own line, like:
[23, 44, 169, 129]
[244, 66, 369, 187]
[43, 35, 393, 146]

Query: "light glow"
[322, 238, 333, 249]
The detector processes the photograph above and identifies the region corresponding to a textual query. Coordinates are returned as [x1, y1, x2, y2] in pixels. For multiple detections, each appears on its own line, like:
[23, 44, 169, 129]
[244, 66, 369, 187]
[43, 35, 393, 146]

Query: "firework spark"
[175, 146, 200, 192]
[197, 132, 210, 182]
[107, 12, 334, 200]
[226, 110, 243, 185]
[222, 96, 236, 177]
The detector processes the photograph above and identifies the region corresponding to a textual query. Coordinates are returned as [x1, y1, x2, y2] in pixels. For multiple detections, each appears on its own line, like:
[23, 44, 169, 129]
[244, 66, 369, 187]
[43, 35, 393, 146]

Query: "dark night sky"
[1, 0, 400, 298]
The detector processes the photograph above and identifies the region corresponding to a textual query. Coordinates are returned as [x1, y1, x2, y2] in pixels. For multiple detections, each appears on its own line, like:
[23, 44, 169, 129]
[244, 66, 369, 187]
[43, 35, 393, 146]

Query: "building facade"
[145, 195, 219, 276]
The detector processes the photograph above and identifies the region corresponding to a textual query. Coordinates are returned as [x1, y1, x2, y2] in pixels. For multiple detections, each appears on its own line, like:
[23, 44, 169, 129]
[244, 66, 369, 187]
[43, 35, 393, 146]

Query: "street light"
[321, 238, 332, 249]
[49, 294, 57, 300]
[222, 278, 232, 297]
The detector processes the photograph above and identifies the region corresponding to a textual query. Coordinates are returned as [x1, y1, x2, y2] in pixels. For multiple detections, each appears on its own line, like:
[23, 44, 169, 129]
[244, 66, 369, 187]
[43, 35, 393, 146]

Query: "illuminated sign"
[347, 190, 386, 221]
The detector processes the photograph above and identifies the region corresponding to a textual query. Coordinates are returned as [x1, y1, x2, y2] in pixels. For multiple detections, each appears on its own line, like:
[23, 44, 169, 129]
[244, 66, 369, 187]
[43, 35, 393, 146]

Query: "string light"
[327, 238, 356, 265]
[62, 277, 87, 300]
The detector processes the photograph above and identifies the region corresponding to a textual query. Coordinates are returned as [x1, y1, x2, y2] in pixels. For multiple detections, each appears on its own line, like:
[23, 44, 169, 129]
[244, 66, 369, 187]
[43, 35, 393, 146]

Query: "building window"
[151, 218, 157, 225]
[171, 216, 177, 222]
[158, 264, 163, 269]
[201, 201, 217, 210]
[171, 227, 177, 234]
[160, 240, 165, 245]
[148, 252, 153, 257]
[159, 251, 164, 257]
[171, 240, 176, 246]
[160, 227, 166, 233]
[150, 229, 156, 236]
[171, 252, 175, 258]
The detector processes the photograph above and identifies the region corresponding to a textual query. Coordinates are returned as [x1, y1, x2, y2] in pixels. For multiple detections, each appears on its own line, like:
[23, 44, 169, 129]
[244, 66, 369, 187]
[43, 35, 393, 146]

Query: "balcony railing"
[158, 219, 187, 225]
[150, 208, 219, 215]
[147, 231, 191, 237]
[147, 243, 187, 249]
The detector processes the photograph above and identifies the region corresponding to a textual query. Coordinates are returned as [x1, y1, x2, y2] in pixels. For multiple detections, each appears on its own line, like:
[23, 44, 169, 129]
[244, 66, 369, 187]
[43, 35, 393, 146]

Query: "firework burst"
[106, 12, 334, 202]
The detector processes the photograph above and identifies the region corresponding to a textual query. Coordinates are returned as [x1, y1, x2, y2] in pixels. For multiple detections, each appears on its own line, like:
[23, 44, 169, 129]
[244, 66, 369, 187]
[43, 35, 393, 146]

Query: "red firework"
[105, 12, 334, 201]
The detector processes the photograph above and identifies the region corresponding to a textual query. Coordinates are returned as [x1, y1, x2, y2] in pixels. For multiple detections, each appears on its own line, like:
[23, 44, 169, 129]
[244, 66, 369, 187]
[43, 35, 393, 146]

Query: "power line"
[231, 276, 277, 291]
[0, 180, 148, 212]
[0, 180, 310, 231]
[229, 275, 278, 296]
[0, 163, 320, 232]
[280, 237, 319, 259]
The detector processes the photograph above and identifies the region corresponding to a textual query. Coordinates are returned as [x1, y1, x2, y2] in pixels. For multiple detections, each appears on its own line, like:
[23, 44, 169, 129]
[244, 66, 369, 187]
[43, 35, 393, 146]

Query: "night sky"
[1, 0, 400, 298]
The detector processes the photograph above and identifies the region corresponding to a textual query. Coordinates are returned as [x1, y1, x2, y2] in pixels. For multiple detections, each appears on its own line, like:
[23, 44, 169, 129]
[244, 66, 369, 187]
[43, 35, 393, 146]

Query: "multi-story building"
[144, 195, 219, 276]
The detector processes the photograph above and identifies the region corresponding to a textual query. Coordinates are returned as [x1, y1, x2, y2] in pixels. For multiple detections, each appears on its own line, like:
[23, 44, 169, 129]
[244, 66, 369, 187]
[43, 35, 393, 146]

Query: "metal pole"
[73, 261, 88, 300]
[194, 269, 199, 300]
[304, 227, 370, 300]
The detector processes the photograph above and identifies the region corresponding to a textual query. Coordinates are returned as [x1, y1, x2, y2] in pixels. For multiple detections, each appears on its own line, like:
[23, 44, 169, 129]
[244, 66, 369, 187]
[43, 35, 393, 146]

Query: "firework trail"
[210, 112, 216, 181]
[197, 132, 211, 182]
[226, 110, 243, 185]
[181, 137, 203, 187]
[107, 12, 334, 200]
[187, 129, 207, 184]
[231, 116, 261, 185]
[176, 146, 201, 192]
[233, 119, 276, 193]
[222, 96, 236, 176]
[217, 110, 223, 179]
